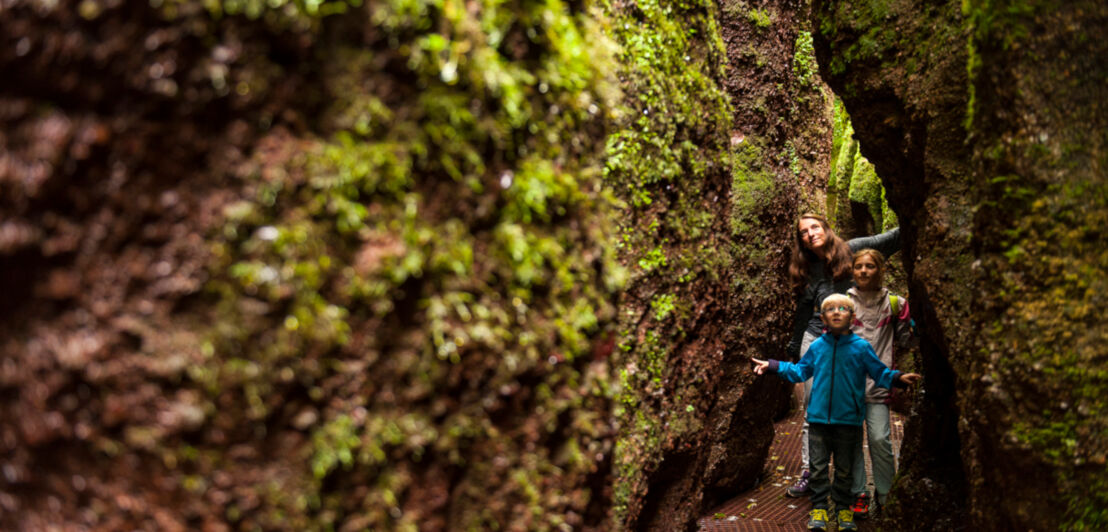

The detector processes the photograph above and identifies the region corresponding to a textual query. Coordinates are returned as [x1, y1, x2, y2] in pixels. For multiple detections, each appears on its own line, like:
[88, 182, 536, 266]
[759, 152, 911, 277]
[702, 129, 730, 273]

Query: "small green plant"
[638, 246, 668, 271]
[651, 294, 676, 320]
[748, 8, 773, 29]
[793, 31, 819, 88]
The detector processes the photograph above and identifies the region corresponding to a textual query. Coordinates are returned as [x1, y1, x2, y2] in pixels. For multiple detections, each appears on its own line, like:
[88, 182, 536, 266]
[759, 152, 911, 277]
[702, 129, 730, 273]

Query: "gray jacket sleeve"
[848, 227, 900, 257]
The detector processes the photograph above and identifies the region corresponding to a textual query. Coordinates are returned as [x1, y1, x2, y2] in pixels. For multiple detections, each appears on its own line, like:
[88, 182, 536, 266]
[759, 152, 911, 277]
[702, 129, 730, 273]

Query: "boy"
[752, 294, 921, 531]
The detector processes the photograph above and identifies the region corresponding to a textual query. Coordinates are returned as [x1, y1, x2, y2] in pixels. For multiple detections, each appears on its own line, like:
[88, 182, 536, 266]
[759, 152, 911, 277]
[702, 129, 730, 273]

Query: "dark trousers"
[808, 422, 863, 511]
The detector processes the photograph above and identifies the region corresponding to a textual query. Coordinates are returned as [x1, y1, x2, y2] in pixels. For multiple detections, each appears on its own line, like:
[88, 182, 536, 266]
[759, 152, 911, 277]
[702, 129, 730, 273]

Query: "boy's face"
[820, 303, 854, 333]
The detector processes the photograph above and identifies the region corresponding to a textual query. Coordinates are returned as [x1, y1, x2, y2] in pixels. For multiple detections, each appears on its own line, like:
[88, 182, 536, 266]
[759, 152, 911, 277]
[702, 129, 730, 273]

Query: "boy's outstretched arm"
[861, 343, 914, 389]
[751, 357, 770, 375]
[753, 356, 812, 383]
[897, 372, 922, 386]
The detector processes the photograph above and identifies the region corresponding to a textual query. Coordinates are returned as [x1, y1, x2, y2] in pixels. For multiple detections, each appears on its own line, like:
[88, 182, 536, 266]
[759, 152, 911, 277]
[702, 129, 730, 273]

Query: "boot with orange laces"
[850, 492, 870, 519]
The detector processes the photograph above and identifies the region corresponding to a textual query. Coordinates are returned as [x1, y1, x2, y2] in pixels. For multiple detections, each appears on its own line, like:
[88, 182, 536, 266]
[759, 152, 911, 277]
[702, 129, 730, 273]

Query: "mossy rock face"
[606, 0, 833, 529]
[0, 0, 624, 529]
[813, 0, 1108, 529]
[826, 99, 897, 240]
[1, 0, 848, 530]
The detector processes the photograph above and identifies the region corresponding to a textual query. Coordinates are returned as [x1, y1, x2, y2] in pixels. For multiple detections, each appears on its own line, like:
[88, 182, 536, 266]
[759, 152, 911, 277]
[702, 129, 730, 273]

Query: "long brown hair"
[788, 213, 852, 291]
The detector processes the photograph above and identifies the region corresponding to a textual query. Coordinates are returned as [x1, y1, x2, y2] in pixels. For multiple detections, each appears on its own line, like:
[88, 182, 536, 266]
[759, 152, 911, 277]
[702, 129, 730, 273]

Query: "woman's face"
[853, 254, 882, 291]
[798, 218, 827, 252]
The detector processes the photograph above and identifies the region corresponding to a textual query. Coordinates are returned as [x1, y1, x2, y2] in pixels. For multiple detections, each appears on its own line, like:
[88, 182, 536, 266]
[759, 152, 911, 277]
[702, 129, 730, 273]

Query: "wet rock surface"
[813, 1, 1108, 529]
[1, 1, 624, 529]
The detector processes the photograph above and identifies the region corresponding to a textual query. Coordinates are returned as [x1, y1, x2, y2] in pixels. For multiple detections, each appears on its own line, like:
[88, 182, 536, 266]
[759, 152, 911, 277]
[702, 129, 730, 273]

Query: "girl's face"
[853, 254, 882, 290]
[798, 218, 826, 252]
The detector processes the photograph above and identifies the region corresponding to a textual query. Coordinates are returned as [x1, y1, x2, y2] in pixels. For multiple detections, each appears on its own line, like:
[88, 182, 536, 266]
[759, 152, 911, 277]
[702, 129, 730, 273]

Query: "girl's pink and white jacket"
[848, 286, 915, 404]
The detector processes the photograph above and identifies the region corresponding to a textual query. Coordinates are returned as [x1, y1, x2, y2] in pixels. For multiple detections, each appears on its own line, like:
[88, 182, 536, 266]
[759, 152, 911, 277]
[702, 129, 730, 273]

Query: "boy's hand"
[751, 357, 769, 375]
[898, 372, 922, 385]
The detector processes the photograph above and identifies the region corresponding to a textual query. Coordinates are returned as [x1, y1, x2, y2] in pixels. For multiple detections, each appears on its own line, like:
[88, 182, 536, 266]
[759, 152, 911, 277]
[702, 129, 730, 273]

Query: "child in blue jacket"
[752, 293, 921, 531]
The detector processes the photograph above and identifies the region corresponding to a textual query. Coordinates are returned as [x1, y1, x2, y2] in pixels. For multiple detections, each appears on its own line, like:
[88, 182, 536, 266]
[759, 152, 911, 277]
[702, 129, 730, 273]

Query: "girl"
[847, 248, 915, 518]
[784, 214, 900, 500]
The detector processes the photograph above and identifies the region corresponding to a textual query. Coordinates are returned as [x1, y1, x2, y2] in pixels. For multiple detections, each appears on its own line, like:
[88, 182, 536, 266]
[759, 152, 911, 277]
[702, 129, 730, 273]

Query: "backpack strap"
[888, 293, 918, 335]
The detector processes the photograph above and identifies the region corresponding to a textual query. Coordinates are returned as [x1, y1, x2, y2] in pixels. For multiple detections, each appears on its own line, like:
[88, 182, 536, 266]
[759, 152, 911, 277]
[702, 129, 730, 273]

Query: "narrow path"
[699, 389, 905, 531]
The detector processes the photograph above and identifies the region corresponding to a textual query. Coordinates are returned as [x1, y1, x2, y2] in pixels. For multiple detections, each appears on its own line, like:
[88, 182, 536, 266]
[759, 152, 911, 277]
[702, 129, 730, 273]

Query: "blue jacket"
[769, 331, 903, 426]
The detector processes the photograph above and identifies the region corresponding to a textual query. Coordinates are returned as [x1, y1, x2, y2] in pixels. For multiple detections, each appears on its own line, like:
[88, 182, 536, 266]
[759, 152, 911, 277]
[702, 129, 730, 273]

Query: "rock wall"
[0, 0, 947, 529]
[0, 0, 625, 529]
[608, 0, 833, 529]
[812, 0, 1108, 529]
[826, 99, 896, 239]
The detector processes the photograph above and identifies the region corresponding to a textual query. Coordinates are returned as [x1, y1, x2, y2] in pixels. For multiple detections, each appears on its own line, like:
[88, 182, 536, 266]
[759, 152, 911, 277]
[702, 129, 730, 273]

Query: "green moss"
[152, 0, 364, 24]
[605, 0, 832, 524]
[825, 101, 893, 233]
[961, 3, 1041, 132]
[818, 0, 1108, 528]
[603, 0, 739, 521]
[848, 151, 884, 227]
[827, 98, 852, 186]
[184, 0, 627, 527]
[819, 1, 952, 81]
[976, 109, 1108, 529]
[638, 245, 668, 272]
[729, 139, 775, 236]
[793, 31, 819, 89]
[821, 98, 897, 234]
[961, 2, 1056, 130]
[650, 293, 676, 321]
[747, 7, 773, 29]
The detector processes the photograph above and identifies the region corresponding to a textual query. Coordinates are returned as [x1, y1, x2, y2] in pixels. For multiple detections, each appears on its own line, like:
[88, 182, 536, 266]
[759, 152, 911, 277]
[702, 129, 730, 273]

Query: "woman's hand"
[751, 357, 770, 375]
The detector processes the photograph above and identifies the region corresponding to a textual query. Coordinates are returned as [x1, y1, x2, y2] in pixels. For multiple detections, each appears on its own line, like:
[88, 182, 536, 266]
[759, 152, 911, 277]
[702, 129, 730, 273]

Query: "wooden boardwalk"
[699, 389, 905, 531]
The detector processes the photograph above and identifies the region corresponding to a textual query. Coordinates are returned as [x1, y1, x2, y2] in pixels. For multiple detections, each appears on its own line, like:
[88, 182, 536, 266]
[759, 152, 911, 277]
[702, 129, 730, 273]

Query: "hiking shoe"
[786, 470, 810, 498]
[837, 508, 858, 531]
[850, 492, 870, 518]
[807, 508, 829, 530]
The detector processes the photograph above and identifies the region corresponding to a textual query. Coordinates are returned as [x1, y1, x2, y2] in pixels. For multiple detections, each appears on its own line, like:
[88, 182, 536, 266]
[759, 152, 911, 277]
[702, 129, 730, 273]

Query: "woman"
[783, 213, 900, 508]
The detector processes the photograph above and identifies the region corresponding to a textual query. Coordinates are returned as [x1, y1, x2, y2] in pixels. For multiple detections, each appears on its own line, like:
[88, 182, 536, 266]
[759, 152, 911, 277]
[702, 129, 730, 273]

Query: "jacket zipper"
[828, 336, 836, 422]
